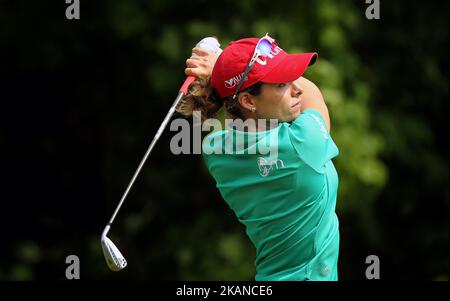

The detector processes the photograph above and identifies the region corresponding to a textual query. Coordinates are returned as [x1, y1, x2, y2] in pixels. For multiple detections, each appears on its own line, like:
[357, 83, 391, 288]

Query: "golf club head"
[101, 232, 127, 271]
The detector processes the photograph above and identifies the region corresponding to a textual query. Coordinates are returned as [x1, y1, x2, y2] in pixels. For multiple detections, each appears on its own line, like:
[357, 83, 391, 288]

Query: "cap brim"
[261, 52, 318, 83]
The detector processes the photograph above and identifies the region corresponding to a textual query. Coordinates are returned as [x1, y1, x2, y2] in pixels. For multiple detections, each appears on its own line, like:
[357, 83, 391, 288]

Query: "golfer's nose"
[291, 81, 303, 97]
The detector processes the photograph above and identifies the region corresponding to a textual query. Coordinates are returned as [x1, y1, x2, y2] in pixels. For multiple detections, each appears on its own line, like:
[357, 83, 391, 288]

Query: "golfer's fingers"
[192, 47, 210, 57]
[185, 50, 217, 79]
[185, 67, 196, 77]
[186, 57, 208, 68]
[186, 56, 204, 67]
[185, 66, 209, 79]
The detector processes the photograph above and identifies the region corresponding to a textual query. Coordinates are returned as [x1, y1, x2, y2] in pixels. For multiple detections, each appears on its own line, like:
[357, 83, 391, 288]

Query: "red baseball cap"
[211, 37, 318, 98]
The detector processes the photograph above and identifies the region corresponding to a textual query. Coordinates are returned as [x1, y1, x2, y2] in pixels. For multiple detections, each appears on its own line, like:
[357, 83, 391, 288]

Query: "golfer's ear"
[238, 93, 256, 112]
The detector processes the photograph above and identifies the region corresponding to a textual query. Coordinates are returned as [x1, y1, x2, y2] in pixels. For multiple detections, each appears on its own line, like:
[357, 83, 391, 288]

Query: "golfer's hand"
[185, 47, 219, 80]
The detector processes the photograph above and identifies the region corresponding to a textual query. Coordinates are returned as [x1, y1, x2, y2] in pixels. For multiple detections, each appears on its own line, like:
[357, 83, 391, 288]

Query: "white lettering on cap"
[224, 45, 283, 89]
[224, 72, 245, 88]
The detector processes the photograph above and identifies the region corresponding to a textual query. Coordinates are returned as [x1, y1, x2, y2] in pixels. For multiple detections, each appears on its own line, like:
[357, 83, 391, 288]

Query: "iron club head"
[101, 225, 127, 271]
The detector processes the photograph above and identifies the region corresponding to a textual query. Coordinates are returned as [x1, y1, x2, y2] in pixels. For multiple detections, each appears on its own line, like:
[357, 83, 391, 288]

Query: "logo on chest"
[257, 157, 285, 177]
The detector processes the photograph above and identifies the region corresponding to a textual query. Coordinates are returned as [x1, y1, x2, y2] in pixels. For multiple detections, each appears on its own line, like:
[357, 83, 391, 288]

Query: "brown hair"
[177, 78, 263, 120]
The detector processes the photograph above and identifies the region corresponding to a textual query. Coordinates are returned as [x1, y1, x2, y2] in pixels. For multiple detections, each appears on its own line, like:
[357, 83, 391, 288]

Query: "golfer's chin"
[287, 108, 302, 122]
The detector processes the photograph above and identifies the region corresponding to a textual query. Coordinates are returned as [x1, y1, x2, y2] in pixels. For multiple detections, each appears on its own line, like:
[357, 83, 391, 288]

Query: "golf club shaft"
[107, 90, 187, 226]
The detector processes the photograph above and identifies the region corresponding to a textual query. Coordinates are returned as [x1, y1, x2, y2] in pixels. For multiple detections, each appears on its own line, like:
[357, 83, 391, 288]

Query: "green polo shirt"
[202, 109, 340, 281]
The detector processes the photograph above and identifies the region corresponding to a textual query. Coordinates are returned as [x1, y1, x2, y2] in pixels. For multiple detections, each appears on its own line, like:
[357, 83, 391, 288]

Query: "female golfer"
[181, 34, 340, 281]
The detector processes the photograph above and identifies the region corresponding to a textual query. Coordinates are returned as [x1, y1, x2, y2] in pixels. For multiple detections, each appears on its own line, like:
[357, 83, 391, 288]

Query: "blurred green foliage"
[0, 0, 447, 280]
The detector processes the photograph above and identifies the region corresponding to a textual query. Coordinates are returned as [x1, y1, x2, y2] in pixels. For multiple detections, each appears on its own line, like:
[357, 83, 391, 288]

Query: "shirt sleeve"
[288, 109, 339, 174]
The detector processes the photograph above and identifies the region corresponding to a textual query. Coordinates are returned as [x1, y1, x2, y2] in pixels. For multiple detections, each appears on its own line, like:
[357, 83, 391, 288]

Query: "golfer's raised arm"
[297, 76, 331, 132]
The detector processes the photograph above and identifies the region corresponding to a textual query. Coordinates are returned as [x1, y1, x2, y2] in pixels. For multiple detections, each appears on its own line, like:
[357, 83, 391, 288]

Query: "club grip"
[179, 76, 196, 95]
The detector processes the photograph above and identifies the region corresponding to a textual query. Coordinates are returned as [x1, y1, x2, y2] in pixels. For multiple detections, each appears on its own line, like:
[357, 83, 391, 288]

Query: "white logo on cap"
[255, 57, 267, 66]
[224, 45, 283, 89]
[224, 72, 245, 88]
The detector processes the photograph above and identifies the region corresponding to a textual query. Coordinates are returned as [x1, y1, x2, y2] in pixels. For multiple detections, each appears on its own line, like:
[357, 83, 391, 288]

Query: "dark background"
[0, 0, 448, 280]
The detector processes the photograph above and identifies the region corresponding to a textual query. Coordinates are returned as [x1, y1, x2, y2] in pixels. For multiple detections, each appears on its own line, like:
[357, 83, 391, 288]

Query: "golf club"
[101, 37, 222, 272]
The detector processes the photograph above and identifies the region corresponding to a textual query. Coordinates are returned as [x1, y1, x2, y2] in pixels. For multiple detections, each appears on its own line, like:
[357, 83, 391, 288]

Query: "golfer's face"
[256, 78, 304, 122]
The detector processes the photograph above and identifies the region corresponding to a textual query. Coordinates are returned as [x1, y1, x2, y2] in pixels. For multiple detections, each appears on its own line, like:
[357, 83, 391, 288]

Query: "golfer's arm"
[297, 76, 331, 132]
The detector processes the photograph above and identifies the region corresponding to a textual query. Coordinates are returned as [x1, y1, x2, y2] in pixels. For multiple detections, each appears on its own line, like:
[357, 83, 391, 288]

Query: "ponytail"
[177, 79, 264, 121]
[177, 78, 224, 121]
